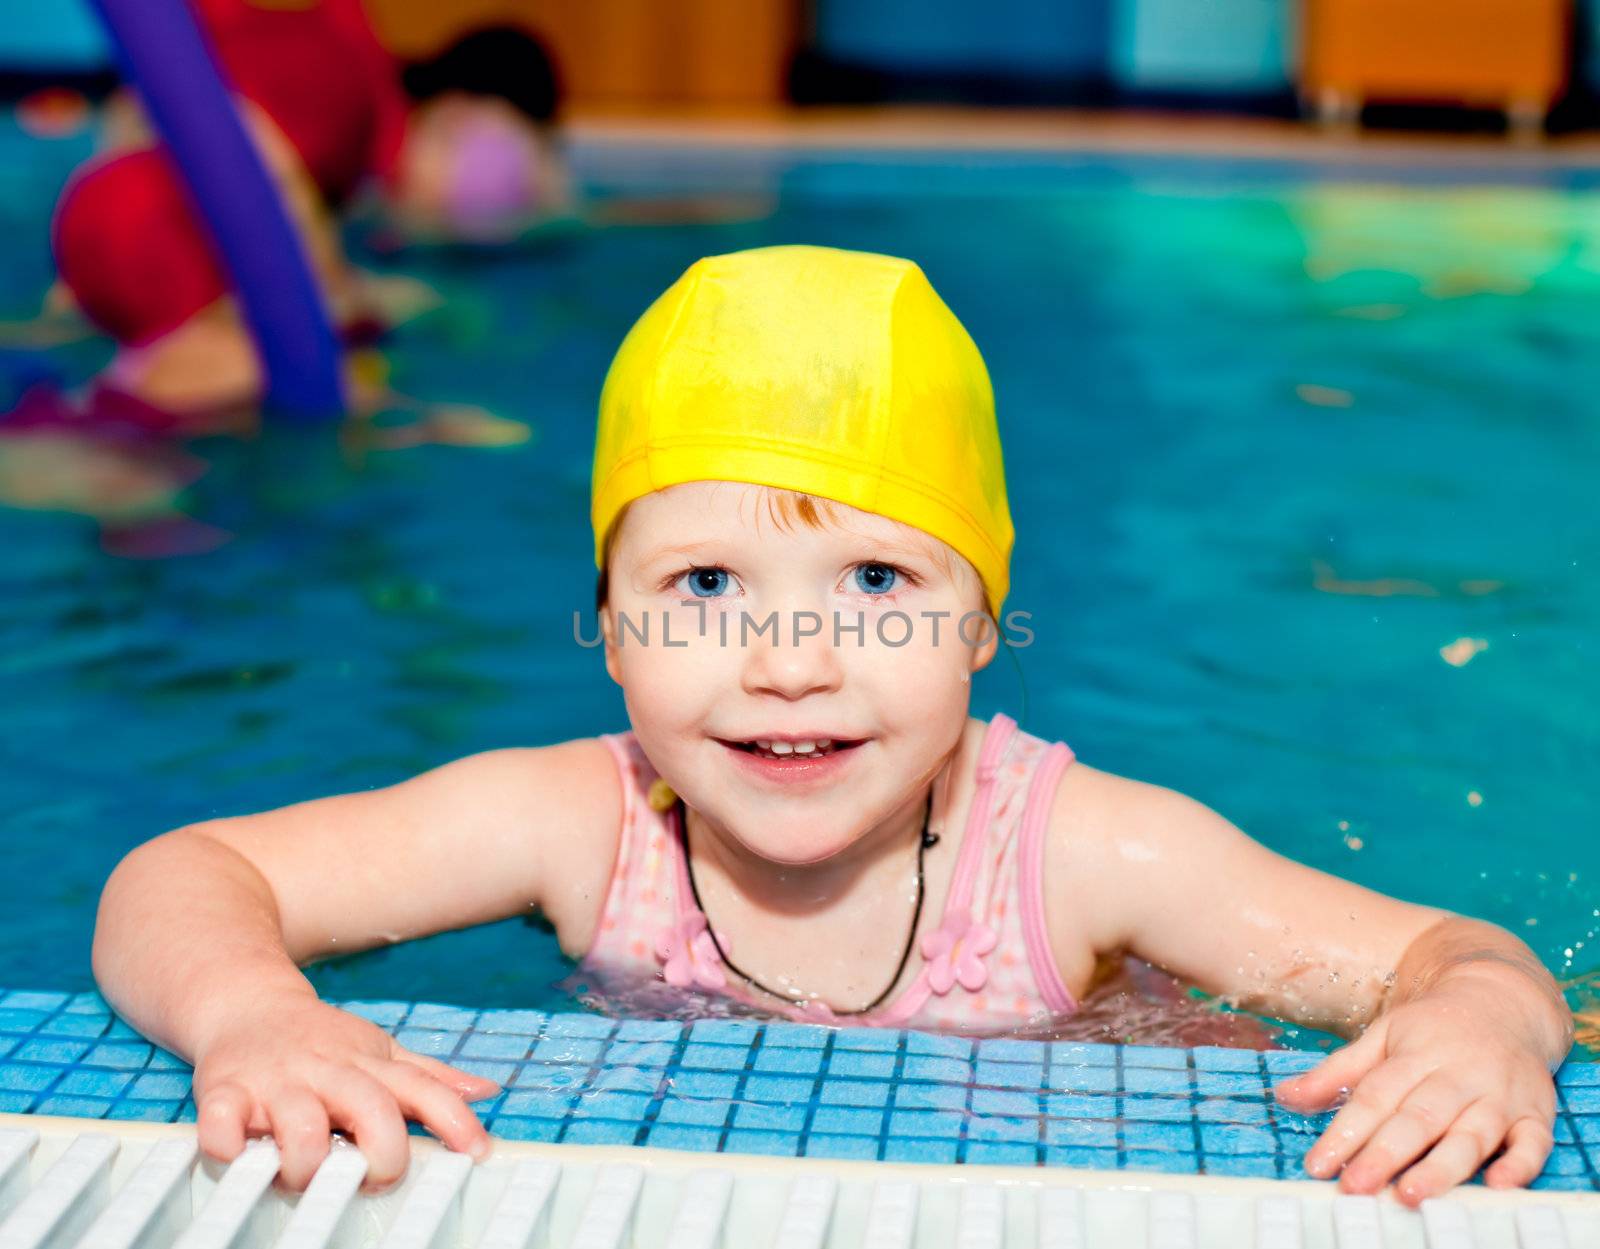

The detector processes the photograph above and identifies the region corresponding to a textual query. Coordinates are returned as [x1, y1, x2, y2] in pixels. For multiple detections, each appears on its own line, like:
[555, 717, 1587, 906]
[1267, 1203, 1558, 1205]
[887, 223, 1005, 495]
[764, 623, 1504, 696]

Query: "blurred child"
[386, 25, 573, 244]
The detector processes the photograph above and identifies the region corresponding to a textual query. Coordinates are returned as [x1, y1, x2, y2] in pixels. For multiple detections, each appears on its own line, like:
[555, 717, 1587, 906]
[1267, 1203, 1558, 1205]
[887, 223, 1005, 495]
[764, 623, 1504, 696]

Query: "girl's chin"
[725, 827, 866, 868]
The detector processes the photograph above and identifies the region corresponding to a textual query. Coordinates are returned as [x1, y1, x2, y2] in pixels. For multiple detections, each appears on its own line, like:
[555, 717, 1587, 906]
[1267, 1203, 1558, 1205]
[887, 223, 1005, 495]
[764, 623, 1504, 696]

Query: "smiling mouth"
[718, 739, 867, 761]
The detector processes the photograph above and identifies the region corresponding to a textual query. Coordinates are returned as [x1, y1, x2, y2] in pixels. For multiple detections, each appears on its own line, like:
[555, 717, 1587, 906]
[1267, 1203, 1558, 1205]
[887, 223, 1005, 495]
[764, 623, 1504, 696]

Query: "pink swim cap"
[445, 114, 541, 234]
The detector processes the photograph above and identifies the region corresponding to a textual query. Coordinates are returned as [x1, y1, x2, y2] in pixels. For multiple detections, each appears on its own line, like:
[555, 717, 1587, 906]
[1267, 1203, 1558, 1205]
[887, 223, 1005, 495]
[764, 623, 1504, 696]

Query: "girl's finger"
[196, 1082, 252, 1164]
[1275, 1023, 1388, 1113]
[1300, 1053, 1431, 1180]
[1484, 1116, 1556, 1189]
[1338, 1071, 1478, 1194]
[389, 1047, 502, 1101]
[1392, 1098, 1506, 1206]
[373, 1058, 493, 1160]
[265, 1086, 334, 1192]
[306, 1066, 412, 1193]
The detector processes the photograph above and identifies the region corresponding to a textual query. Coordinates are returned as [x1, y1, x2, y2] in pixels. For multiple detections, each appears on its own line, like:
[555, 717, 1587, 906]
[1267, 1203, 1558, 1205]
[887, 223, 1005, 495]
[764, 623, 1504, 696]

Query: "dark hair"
[400, 25, 560, 124]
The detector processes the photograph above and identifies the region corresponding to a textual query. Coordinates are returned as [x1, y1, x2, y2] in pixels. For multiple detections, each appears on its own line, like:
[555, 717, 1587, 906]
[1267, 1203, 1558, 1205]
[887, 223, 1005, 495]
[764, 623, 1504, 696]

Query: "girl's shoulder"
[464, 735, 625, 955]
[458, 735, 624, 833]
[1036, 742, 1234, 985]
[998, 718, 1171, 995]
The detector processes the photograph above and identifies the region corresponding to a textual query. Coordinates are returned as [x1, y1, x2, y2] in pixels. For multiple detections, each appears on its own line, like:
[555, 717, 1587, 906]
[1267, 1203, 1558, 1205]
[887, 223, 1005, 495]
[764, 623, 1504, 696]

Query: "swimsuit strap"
[941, 712, 1019, 914]
[859, 712, 1020, 1027]
[1017, 741, 1077, 1015]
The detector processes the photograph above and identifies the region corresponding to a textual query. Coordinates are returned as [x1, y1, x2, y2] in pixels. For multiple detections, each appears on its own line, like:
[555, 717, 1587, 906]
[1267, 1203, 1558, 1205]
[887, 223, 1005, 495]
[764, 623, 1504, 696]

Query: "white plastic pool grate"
[1, 1114, 1596, 1249]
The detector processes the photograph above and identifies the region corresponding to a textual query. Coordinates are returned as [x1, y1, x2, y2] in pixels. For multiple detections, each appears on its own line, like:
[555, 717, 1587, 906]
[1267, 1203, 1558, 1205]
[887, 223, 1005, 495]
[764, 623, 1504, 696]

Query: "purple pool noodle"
[84, 0, 345, 421]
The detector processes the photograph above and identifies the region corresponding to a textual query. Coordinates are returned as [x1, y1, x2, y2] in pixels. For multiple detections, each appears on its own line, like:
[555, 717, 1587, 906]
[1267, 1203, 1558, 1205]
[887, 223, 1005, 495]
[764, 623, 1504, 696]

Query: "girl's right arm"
[91, 738, 622, 1191]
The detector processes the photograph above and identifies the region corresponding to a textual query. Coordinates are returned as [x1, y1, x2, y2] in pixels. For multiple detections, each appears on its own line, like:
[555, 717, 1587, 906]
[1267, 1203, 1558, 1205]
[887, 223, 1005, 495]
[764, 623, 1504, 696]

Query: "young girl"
[93, 245, 1570, 1206]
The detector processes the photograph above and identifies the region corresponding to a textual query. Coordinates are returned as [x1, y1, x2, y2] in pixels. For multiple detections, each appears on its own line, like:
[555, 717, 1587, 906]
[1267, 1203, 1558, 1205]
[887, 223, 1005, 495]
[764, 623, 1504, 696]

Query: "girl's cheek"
[850, 628, 966, 694]
[615, 626, 729, 707]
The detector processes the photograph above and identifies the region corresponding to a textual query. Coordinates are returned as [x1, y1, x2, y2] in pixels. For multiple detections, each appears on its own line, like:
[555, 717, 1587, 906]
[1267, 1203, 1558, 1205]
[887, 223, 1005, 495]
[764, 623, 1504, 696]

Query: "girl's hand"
[1272, 974, 1560, 1206]
[191, 995, 501, 1193]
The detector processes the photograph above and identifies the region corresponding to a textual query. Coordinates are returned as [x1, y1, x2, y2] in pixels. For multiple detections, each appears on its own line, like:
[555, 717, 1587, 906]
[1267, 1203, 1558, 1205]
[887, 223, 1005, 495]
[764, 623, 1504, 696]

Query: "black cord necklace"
[674, 794, 938, 1017]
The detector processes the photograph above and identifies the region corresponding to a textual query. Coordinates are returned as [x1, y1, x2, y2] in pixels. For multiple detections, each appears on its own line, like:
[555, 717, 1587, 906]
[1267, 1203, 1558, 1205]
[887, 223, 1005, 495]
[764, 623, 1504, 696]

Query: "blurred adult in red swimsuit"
[9, 1, 526, 552]
[50, 1, 402, 418]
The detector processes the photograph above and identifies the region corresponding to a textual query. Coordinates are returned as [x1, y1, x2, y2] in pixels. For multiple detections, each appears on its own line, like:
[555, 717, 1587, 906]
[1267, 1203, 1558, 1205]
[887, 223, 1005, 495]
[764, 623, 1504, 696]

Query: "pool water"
[2, 118, 1598, 1050]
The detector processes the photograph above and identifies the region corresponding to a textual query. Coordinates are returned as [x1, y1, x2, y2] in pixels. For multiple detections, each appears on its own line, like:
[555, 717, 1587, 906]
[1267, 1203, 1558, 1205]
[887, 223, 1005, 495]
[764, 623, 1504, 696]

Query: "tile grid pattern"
[0, 990, 1595, 1191]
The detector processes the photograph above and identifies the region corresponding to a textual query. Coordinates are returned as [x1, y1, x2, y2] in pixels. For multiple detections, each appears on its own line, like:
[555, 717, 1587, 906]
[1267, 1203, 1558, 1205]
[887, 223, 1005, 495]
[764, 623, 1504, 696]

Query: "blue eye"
[680, 567, 731, 598]
[854, 563, 898, 595]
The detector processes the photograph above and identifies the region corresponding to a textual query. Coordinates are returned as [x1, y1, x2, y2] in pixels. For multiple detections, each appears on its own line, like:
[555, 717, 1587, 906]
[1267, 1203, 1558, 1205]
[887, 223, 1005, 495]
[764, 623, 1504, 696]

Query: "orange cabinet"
[365, 0, 800, 106]
[1301, 0, 1570, 128]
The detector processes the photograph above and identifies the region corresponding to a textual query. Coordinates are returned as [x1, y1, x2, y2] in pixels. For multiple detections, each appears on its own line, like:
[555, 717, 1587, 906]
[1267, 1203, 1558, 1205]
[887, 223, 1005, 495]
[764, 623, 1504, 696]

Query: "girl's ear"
[967, 610, 1000, 675]
[601, 604, 622, 685]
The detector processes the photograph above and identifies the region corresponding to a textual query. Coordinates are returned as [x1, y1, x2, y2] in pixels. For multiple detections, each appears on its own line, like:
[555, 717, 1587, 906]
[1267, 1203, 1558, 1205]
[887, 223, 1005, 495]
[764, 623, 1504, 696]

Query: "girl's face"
[602, 481, 998, 866]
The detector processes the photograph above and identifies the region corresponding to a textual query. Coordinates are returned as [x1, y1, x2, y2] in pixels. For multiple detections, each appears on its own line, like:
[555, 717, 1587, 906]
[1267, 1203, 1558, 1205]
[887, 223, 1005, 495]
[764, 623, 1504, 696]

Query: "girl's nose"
[739, 610, 845, 701]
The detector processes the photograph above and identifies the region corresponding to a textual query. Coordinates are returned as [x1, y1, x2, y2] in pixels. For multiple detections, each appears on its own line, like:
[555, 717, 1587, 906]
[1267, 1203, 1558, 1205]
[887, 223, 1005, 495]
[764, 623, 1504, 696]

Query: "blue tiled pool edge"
[1, 988, 1595, 1191]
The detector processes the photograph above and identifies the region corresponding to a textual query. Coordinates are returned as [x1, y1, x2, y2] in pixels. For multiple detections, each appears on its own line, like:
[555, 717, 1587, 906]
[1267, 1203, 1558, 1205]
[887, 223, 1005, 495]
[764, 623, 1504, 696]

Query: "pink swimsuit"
[579, 713, 1079, 1033]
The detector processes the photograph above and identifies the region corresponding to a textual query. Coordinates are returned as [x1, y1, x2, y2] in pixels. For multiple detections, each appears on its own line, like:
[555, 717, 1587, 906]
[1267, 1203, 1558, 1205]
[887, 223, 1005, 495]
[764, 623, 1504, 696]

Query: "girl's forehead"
[609, 483, 982, 603]
[621, 482, 928, 548]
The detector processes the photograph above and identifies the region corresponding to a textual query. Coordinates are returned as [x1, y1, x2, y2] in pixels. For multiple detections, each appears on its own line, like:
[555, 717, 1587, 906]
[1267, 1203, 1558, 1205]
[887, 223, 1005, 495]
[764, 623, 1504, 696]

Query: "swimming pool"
[2, 118, 1598, 1050]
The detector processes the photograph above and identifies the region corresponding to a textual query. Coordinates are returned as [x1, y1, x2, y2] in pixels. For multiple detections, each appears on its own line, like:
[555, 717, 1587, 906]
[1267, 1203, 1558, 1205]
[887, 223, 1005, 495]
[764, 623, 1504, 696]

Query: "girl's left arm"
[1045, 764, 1573, 1205]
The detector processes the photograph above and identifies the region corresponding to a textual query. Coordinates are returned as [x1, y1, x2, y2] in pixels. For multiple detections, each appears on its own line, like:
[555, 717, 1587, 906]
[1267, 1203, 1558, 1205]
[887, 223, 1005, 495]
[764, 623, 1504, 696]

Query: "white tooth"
[770, 741, 794, 755]
[794, 741, 816, 754]
[755, 740, 772, 752]
[817, 739, 832, 748]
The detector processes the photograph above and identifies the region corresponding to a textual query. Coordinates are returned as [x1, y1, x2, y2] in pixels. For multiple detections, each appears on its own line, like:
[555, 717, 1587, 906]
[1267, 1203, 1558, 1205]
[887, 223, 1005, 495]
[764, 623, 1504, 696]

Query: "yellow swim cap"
[591, 245, 1013, 617]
